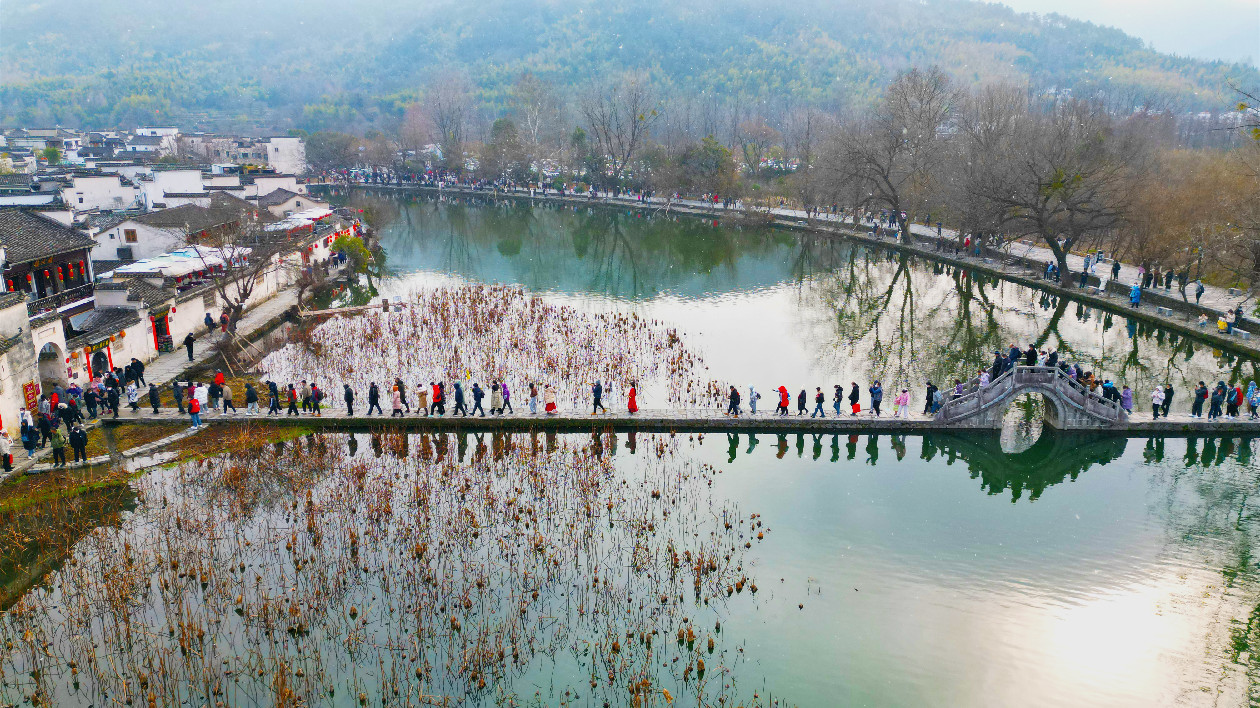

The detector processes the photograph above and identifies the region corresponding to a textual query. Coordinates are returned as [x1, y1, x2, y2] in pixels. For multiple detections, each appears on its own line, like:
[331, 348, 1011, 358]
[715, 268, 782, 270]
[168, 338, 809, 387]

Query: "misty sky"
[995, 0, 1259, 66]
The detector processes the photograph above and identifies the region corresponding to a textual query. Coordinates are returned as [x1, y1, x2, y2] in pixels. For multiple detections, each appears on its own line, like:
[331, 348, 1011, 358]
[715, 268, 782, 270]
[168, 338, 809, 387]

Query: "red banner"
[23, 380, 39, 412]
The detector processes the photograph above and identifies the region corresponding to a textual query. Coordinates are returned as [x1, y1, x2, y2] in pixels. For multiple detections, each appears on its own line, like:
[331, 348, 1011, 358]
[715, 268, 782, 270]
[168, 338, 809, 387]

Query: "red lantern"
[79, 260, 84, 270]
[5, 279, 12, 291]
[171, 306, 176, 313]
[26, 273, 32, 283]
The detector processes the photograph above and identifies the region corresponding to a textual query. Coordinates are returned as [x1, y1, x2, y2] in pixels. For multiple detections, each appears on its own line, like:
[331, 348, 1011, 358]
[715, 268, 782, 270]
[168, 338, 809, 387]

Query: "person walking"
[50, 427, 67, 467]
[1231, 384, 1245, 419]
[222, 383, 236, 414]
[148, 383, 161, 414]
[131, 358, 146, 386]
[21, 422, 36, 459]
[391, 384, 404, 417]
[796, 389, 807, 416]
[245, 383, 259, 415]
[172, 381, 185, 414]
[367, 382, 383, 415]
[189, 395, 202, 429]
[590, 381, 605, 415]
[1120, 385, 1133, 414]
[395, 378, 410, 414]
[453, 382, 468, 417]
[1248, 382, 1260, 420]
[893, 389, 910, 418]
[416, 383, 428, 416]
[1151, 386, 1165, 420]
[528, 383, 539, 415]
[869, 381, 883, 416]
[69, 425, 87, 464]
[267, 380, 281, 415]
[310, 384, 322, 417]
[1195, 280, 1205, 304]
[431, 382, 444, 416]
[344, 383, 355, 416]
[490, 383, 504, 416]
[544, 384, 557, 415]
[1209, 383, 1225, 420]
[810, 387, 825, 418]
[300, 380, 312, 413]
[1191, 382, 1208, 418]
[776, 386, 790, 416]
[0, 430, 12, 474]
[728, 386, 742, 416]
[126, 382, 141, 414]
[84, 387, 99, 420]
[1161, 384, 1174, 418]
[628, 382, 639, 414]
[287, 384, 300, 416]
[1129, 283, 1141, 308]
[923, 382, 937, 415]
[848, 383, 861, 415]
[471, 383, 486, 417]
[501, 382, 513, 414]
[184, 332, 196, 361]
[1111, 260, 1121, 282]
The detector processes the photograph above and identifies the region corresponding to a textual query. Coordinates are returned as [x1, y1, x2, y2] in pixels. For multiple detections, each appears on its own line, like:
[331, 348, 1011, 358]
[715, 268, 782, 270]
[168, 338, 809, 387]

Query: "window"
[295, 201, 301, 208]
[124, 229, 138, 243]
[78, 197, 83, 204]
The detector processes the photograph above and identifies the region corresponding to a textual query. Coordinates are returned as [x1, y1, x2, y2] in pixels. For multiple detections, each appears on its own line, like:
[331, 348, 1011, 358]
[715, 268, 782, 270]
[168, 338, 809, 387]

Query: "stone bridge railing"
[935, 365, 1127, 430]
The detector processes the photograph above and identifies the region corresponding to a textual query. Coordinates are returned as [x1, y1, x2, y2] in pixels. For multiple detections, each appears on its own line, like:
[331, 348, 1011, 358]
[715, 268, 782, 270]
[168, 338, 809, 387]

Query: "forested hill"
[1, 0, 1254, 132]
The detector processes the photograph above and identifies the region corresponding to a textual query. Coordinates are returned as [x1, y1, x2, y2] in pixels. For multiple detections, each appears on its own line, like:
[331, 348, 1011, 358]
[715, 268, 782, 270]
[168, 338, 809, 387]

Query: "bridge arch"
[935, 366, 1126, 431]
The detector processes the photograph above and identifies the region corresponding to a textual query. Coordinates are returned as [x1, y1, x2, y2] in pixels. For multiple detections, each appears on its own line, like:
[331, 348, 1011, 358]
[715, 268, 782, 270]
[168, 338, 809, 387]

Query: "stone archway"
[38, 342, 68, 389]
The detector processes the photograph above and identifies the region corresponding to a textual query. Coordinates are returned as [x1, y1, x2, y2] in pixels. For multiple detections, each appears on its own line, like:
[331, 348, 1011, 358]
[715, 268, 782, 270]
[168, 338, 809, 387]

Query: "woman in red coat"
[777, 386, 790, 416]
[627, 382, 639, 414]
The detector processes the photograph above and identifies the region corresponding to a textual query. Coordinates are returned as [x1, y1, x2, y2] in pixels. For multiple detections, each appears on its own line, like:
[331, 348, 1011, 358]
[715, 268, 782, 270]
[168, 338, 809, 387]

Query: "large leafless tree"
[579, 74, 661, 186]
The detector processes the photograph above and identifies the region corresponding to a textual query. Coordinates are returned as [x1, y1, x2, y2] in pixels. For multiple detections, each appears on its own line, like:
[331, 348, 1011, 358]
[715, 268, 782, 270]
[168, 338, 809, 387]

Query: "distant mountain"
[1, 0, 1254, 132]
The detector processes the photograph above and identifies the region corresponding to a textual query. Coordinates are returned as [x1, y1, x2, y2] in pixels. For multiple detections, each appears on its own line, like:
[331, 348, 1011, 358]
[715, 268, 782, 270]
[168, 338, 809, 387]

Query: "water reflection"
[0, 486, 137, 609]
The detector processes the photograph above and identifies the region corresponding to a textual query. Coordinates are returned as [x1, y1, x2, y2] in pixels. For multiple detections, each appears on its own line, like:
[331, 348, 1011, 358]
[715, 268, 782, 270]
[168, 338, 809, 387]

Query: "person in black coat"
[131, 358, 146, 386]
[148, 384, 161, 414]
[267, 380, 280, 414]
[1046, 350, 1058, 368]
[453, 382, 468, 416]
[184, 333, 196, 361]
[991, 351, 1005, 379]
[1161, 384, 1174, 418]
[1024, 346, 1037, 366]
[172, 381, 185, 413]
[107, 386, 121, 419]
[367, 382, 382, 415]
[923, 381, 937, 414]
[244, 383, 259, 415]
[343, 384, 354, 416]
[84, 387, 99, 419]
[69, 425, 88, 464]
[796, 389, 807, 415]
[471, 383, 486, 417]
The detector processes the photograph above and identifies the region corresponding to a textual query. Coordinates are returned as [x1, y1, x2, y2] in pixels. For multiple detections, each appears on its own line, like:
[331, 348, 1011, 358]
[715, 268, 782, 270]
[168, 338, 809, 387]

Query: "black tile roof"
[66, 307, 142, 350]
[257, 188, 300, 207]
[0, 208, 95, 264]
[126, 278, 175, 309]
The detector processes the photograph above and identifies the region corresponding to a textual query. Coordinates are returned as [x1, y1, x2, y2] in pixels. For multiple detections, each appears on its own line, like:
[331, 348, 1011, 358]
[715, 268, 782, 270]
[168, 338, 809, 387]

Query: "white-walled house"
[91, 192, 263, 262]
[62, 173, 142, 213]
[256, 188, 327, 218]
[262, 137, 307, 174]
[137, 167, 204, 209]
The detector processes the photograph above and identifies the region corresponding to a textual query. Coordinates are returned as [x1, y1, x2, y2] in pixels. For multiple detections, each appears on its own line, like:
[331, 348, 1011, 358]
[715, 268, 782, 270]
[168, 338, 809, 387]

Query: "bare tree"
[974, 98, 1137, 277]
[579, 74, 661, 186]
[739, 119, 780, 177]
[840, 67, 957, 238]
[426, 72, 474, 173]
[511, 72, 559, 162]
[189, 217, 294, 334]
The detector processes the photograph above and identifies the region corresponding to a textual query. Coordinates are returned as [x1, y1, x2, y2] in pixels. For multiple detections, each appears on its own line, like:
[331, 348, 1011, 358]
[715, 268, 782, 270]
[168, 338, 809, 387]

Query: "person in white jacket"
[1151, 386, 1166, 420]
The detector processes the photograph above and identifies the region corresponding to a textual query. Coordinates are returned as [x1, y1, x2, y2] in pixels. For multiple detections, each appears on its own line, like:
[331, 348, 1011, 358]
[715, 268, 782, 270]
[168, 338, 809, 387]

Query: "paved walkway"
[105, 404, 1260, 435]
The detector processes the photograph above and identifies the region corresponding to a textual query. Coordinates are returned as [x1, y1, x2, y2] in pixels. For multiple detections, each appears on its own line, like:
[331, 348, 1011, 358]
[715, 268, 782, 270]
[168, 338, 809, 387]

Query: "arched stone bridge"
[934, 366, 1128, 430]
